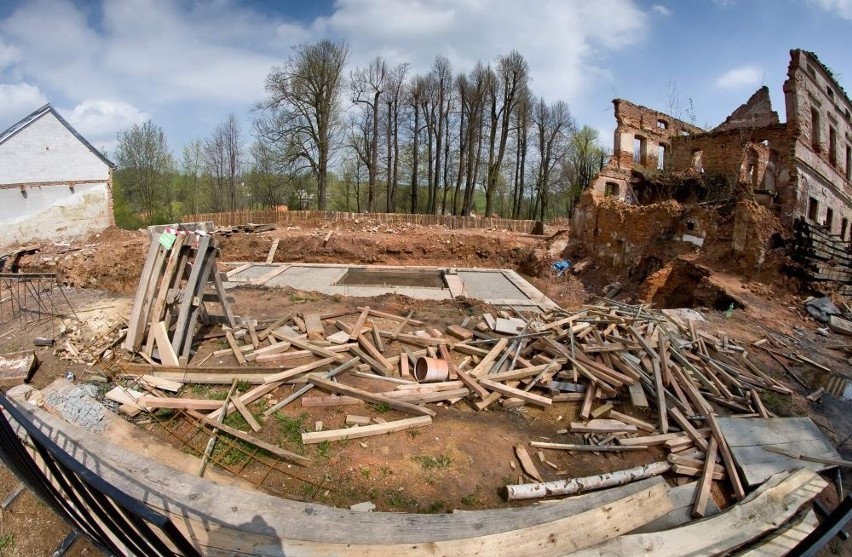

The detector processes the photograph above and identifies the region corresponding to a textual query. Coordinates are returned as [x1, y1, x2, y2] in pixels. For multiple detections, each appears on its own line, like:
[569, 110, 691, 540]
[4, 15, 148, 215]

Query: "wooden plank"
[357, 334, 392, 372]
[691, 437, 718, 518]
[278, 335, 349, 363]
[607, 411, 655, 433]
[144, 235, 187, 356]
[262, 357, 336, 384]
[302, 416, 433, 444]
[247, 322, 260, 350]
[446, 325, 473, 341]
[139, 375, 182, 393]
[515, 445, 543, 482]
[187, 410, 310, 467]
[225, 331, 247, 366]
[301, 395, 364, 408]
[265, 238, 280, 264]
[628, 381, 649, 408]
[304, 313, 325, 340]
[570, 420, 637, 434]
[356, 307, 424, 325]
[531, 442, 649, 452]
[570, 469, 826, 557]
[439, 344, 488, 400]
[124, 239, 163, 351]
[619, 429, 710, 447]
[257, 315, 290, 342]
[350, 307, 370, 341]
[763, 446, 852, 468]
[668, 407, 709, 451]
[469, 339, 509, 378]
[170, 235, 211, 354]
[153, 321, 180, 366]
[707, 412, 746, 500]
[308, 376, 436, 417]
[717, 416, 844, 487]
[478, 379, 552, 408]
[231, 396, 262, 433]
[138, 397, 225, 410]
[653, 359, 668, 434]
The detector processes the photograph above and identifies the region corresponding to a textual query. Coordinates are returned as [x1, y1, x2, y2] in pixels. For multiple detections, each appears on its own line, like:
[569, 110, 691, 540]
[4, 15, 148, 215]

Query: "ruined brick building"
[589, 49, 852, 239]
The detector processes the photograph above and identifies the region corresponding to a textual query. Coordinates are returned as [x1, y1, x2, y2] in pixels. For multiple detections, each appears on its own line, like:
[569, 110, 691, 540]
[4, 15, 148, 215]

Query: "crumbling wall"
[783, 49, 852, 235]
[714, 86, 780, 132]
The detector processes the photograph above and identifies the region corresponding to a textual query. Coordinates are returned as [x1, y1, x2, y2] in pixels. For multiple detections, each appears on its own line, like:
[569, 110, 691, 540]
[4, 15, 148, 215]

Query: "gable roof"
[0, 103, 116, 169]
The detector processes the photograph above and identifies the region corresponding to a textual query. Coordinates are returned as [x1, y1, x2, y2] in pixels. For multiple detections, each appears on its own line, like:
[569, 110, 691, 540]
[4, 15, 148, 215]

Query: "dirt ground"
[1, 220, 850, 556]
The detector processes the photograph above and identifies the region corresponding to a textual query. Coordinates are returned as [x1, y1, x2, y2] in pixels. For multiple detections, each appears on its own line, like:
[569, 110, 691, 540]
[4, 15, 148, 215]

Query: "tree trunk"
[410, 105, 420, 214]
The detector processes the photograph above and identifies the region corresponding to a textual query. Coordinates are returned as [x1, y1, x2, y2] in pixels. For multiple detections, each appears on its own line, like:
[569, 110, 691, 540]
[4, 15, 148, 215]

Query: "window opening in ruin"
[842, 218, 849, 240]
[825, 208, 834, 231]
[657, 144, 667, 170]
[846, 145, 851, 181]
[692, 149, 704, 173]
[826, 86, 834, 100]
[746, 148, 759, 187]
[633, 136, 647, 165]
[808, 197, 819, 221]
[604, 182, 620, 197]
[829, 126, 837, 166]
[686, 221, 696, 232]
[657, 119, 668, 130]
[811, 108, 821, 152]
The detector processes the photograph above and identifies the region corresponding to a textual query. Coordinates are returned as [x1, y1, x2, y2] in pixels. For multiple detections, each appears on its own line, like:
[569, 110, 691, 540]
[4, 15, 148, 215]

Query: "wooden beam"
[350, 307, 370, 341]
[301, 416, 433, 444]
[138, 397, 225, 410]
[469, 339, 509, 378]
[692, 437, 718, 518]
[262, 357, 336, 384]
[478, 379, 552, 408]
[153, 321, 180, 367]
[225, 331, 247, 366]
[308, 376, 435, 417]
[231, 396, 262, 433]
[187, 410, 310, 467]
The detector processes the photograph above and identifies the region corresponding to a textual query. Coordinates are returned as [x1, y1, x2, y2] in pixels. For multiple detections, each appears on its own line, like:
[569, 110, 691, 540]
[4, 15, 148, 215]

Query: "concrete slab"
[223, 263, 557, 311]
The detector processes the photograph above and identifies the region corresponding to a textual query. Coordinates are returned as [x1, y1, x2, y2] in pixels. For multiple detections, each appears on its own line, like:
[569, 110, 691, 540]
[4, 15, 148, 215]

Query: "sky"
[1, 0, 851, 159]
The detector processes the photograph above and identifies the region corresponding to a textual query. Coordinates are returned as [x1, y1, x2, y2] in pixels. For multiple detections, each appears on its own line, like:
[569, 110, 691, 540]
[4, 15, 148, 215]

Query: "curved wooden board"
[9, 397, 673, 556]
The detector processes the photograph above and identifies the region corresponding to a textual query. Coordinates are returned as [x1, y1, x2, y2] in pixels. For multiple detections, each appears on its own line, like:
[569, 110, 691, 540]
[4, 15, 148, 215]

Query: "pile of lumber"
[124, 230, 235, 366]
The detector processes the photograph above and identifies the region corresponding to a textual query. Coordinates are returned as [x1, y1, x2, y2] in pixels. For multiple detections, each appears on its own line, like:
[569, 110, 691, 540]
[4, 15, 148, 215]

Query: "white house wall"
[0, 111, 112, 248]
[0, 183, 111, 247]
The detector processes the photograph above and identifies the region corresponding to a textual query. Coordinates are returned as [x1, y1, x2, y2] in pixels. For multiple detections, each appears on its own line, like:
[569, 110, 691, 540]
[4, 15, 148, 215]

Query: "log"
[505, 461, 671, 500]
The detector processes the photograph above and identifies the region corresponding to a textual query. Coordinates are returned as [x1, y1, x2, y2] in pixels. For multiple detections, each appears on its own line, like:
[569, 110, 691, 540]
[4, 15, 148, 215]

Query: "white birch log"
[505, 461, 671, 500]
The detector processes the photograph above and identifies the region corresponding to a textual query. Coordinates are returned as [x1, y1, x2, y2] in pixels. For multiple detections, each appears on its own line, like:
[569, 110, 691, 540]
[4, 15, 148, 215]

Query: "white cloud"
[652, 4, 672, 16]
[63, 100, 149, 144]
[807, 0, 852, 19]
[0, 82, 47, 130]
[715, 65, 763, 90]
[0, 0, 651, 145]
[320, 0, 649, 102]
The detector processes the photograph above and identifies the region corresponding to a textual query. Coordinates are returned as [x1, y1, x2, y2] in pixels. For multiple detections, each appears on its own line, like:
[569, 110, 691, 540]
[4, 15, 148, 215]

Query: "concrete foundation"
[225, 262, 557, 312]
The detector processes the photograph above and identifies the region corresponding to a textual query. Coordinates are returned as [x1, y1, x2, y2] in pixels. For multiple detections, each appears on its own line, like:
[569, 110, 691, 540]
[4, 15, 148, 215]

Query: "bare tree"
[511, 91, 531, 218]
[485, 51, 529, 216]
[461, 63, 489, 215]
[430, 56, 452, 214]
[115, 121, 173, 224]
[204, 114, 242, 212]
[256, 39, 349, 210]
[383, 63, 409, 212]
[407, 75, 428, 213]
[351, 56, 388, 212]
[246, 139, 286, 209]
[532, 98, 574, 222]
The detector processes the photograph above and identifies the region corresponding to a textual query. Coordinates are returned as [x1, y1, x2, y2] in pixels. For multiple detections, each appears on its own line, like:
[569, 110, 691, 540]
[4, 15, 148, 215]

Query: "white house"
[0, 104, 115, 249]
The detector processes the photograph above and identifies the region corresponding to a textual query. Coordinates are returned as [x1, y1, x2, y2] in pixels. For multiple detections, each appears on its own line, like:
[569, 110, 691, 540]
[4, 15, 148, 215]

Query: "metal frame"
[0, 392, 201, 557]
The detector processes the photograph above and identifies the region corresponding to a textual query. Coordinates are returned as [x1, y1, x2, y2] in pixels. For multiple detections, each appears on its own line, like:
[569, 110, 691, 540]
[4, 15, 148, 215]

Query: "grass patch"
[414, 454, 453, 470]
[236, 380, 251, 392]
[274, 412, 309, 449]
[460, 485, 483, 507]
[316, 441, 331, 458]
[425, 500, 447, 514]
[761, 390, 795, 416]
[0, 533, 14, 552]
[224, 411, 249, 430]
[384, 489, 417, 509]
[370, 402, 391, 413]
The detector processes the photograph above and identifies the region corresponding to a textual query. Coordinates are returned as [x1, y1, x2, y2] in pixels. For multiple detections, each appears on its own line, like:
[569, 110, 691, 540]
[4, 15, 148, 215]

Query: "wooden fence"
[183, 210, 541, 233]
